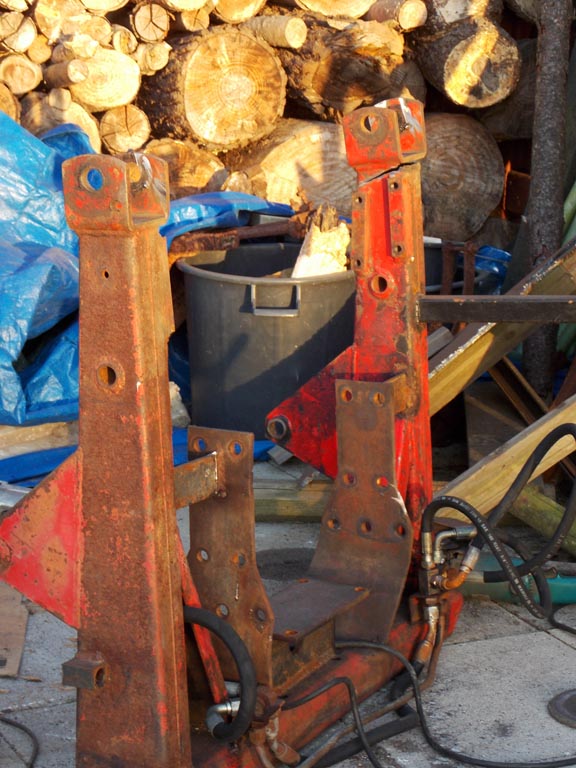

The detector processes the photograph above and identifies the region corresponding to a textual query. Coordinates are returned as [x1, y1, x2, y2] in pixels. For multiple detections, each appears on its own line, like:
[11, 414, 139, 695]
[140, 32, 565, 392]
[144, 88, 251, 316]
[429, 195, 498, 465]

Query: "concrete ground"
[2, 516, 576, 768]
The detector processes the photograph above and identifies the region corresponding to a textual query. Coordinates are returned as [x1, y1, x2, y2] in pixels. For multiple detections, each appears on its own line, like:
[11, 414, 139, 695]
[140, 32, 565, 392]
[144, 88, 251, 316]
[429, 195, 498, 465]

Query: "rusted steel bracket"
[0, 153, 225, 767]
[419, 294, 576, 323]
[265, 98, 432, 528]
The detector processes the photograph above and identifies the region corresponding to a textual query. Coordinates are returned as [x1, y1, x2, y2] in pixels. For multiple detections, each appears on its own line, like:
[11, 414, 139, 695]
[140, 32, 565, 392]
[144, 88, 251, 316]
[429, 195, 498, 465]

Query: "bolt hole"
[393, 244, 404, 256]
[94, 668, 105, 688]
[342, 471, 356, 486]
[362, 114, 377, 132]
[192, 437, 207, 452]
[216, 604, 229, 618]
[229, 441, 242, 456]
[359, 519, 373, 534]
[82, 167, 104, 191]
[255, 608, 267, 622]
[97, 365, 117, 388]
[355, 196, 363, 206]
[390, 180, 400, 191]
[197, 549, 209, 562]
[102, 269, 110, 279]
[354, 258, 362, 269]
[373, 392, 386, 407]
[395, 524, 406, 538]
[340, 387, 353, 403]
[267, 416, 289, 441]
[327, 518, 340, 531]
[233, 552, 246, 567]
[376, 476, 389, 488]
[370, 275, 389, 296]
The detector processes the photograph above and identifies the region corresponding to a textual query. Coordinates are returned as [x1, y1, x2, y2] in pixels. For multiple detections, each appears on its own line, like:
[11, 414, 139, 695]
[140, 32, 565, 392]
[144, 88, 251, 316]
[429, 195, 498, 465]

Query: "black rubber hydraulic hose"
[183, 606, 257, 742]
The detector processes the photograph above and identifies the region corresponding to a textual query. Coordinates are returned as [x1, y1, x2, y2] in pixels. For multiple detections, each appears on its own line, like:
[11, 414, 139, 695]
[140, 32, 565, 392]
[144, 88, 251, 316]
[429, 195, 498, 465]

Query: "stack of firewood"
[0, 0, 541, 241]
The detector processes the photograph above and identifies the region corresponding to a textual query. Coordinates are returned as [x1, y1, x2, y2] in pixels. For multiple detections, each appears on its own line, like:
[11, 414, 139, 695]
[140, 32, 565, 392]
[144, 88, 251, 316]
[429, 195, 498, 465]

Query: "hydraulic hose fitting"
[414, 604, 440, 665]
[434, 543, 481, 591]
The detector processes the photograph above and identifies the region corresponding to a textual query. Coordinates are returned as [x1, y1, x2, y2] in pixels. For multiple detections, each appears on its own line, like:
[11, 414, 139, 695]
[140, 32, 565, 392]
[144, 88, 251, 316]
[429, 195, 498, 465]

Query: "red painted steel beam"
[266, 99, 432, 529]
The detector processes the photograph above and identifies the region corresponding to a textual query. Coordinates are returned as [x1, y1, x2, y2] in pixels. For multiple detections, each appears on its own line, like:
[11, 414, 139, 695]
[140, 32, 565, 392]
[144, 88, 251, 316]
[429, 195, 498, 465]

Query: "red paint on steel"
[0, 452, 82, 627]
[266, 100, 431, 530]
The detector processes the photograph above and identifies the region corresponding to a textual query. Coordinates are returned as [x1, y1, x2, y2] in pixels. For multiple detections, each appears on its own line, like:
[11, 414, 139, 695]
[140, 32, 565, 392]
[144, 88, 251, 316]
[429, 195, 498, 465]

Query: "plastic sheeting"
[0, 114, 293, 426]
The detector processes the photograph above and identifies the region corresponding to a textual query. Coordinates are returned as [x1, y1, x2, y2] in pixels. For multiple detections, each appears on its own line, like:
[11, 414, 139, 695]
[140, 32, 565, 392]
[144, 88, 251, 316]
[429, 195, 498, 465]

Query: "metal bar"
[62, 153, 192, 768]
[419, 294, 576, 323]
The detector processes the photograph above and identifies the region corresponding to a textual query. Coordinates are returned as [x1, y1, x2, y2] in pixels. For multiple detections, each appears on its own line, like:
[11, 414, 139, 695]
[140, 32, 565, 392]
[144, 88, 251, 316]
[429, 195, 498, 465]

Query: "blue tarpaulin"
[0, 113, 292, 428]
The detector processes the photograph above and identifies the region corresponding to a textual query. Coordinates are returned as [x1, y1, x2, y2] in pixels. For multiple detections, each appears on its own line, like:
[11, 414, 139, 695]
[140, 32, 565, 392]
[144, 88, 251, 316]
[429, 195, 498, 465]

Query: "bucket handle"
[249, 283, 301, 317]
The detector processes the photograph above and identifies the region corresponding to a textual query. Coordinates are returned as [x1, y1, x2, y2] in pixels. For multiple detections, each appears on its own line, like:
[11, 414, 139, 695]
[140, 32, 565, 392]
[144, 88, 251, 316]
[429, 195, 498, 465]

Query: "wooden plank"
[428, 242, 576, 416]
[0, 582, 28, 677]
[438, 392, 576, 518]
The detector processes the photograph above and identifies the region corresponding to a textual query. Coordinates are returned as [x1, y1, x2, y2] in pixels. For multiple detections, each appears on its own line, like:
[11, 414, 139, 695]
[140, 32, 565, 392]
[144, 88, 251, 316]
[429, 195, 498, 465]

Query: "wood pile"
[0, 0, 545, 240]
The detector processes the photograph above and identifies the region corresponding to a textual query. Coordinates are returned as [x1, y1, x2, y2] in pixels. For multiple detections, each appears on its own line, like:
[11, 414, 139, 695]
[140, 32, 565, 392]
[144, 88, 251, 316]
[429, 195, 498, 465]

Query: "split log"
[132, 40, 171, 75]
[111, 23, 138, 54]
[172, 8, 211, 31]
[418, 0, 502, 34]
[0, 79, 20, 119]
[129, 2, 171, 43]
[364, 0, 428, 31]
[75, 14, 112, 45]
[20, 88, 101, 150]
[0, 52, 42, 93]
[26, 33, 52, 63]
[277, 17, 414, 119]
[69, 46, 141, 110]
[275, 0, 376, 19]
[227, 118, 358, 217]
[137, 28, 287, 151]
[79, 0, 129, 10]
[32, 0, 86, 43]
[155, 0, 210, 9]
[43, 58, 89, 88]
[412, 16, 520, 108]
[504, 0, 538, 23]
[99, 104, 151, 152]
[420, 113, 504, 241]
[476, 38, 536, 140]
[51, 35, 99, 61]
[0, 12, 36, 53]
[213, 0, 267, 24]
[241, 15, 308, 48]
[0, 0, 32, 9]
[144, 137, 227, 197]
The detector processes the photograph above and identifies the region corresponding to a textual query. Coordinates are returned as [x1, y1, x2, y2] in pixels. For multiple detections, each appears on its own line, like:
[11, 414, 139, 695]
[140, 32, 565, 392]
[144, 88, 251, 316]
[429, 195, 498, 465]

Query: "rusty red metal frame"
[0, 100, 462, 768]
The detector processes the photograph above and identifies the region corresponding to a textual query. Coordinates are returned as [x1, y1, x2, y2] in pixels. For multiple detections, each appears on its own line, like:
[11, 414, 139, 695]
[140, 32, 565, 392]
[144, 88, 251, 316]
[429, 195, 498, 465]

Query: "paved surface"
[2, 518, 576, 768]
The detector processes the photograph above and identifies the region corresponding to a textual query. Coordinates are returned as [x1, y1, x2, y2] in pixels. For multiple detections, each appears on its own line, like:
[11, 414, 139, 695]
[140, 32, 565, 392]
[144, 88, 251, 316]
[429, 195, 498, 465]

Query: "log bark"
[99, 104, 151, 152]
[241, 15, 308, 48]
[144, 137, 227, 197]
[418, 0, 502, 34]
[275, 0, 376, 19]
[412, 16, 520, 108]
[0, 52, 42, 93]
[278, 17, 412, 119]
[43, 58, 88, 88]
[137, 28, 286, 151]
[476, 38, 536, 139]
[212, 0, 267, 24]
[69, 45, 141, 109]
[20, 87, 101, 150]
[0, 0, 32, 9]
[129, 2, 171, 43]
[226, 117, 358, 217]
[0, 79, 20, 119]
[504, 0, 538, 23]
[364, 0, 428, 31]
[420, 112, 505, 241]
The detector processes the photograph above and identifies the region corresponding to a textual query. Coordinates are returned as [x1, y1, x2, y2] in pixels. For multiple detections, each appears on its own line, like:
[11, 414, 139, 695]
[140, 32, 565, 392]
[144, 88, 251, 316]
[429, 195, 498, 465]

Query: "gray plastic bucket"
[178, 243, 356, 438]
